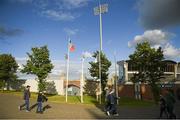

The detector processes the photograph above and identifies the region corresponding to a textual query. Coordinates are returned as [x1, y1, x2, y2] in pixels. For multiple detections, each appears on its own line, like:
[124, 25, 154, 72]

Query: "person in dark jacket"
[19, 85, 31, 112]
[159, 94, 168, 118]
[165, 89, 176, 119]
[36, 91, 48, 113]
[165, 90, 176, 119]
[106, 86, 119, 116]
[105, 88, 111, 116]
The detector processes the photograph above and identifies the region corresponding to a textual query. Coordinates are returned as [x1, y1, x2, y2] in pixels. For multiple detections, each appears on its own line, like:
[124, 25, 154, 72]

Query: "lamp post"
[80, 56, 85, 103]
[114, 51, 119, 104]
[94, 0, 108, 104]
[80, 52, 92, 103]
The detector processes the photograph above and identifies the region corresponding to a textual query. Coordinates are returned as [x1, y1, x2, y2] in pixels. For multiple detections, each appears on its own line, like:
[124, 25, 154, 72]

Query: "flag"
[69, 40, 75, 52]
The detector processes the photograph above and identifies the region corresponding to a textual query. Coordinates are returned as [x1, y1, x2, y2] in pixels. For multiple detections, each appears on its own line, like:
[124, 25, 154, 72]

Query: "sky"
[0, 0, 180, 80]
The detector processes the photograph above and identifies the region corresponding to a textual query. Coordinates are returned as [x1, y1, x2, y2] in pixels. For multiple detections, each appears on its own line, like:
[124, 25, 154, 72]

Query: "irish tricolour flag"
[69, 40, 75, 52]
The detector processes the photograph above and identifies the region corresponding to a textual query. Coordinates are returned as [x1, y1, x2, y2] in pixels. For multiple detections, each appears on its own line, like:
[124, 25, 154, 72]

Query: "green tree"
[21, 46, 54, 91]
[84, 79, 98, 96]
[0, 54, 18, 90]
[88, 51, 111, 95]
[129, 42, 164, 104]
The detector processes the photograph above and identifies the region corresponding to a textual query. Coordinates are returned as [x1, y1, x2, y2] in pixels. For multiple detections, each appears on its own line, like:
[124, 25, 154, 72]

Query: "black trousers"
[167, 106, 176, 119]
[160, 106, 168, 118]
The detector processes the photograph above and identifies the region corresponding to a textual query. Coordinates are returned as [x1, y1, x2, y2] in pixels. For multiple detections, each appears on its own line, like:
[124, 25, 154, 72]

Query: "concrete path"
[0, 93, 179, 119]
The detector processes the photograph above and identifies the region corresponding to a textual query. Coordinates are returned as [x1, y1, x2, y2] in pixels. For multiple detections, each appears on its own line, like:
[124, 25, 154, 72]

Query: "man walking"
[36, 91, 48, 113]
[106, 86, 119, 116]
[159, 94, 168, 118]
[165, 89, 176, 119]
[19, 85, 31, 112]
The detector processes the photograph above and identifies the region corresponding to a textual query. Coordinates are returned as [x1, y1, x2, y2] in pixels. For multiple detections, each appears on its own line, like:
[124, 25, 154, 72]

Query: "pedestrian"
[106, 86, 119, 116]
[159, 94, 168, 118]
[18, 85, 31, 112]
[165, 89, 176, 119]
[104, 86, 110, 112]
[105, 86, 111, 116]
[36, 91, 48, 113]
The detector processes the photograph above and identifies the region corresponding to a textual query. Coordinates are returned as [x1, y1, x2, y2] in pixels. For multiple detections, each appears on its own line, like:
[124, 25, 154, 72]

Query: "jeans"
[160, 106, 168, 118]
[25, 99, 29, 110]
[167, 106, 176, 119]
[20, 99, 29, 111]
[109, 104, 117, 115]
[37, 102, 42, 112]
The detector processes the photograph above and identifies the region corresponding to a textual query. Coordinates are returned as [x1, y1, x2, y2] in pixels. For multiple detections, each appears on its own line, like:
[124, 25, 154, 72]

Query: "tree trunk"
[150, 83, 160, 105]
[6, 81, 10, 91]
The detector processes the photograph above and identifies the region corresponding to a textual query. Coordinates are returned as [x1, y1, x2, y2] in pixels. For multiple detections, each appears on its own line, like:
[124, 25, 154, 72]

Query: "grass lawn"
[0, 90, 154, 107]
[0, 90, 98, 105]
[119, 97, 155, 107]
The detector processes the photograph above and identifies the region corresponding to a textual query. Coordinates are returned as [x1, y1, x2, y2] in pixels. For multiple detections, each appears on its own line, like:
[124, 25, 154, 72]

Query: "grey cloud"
[128, 29, 180, 59]
[63, 28, 79, 36]
[137, 0, 180, 29]
[0, 26, 24, 39]
[128, 29, 173, 48]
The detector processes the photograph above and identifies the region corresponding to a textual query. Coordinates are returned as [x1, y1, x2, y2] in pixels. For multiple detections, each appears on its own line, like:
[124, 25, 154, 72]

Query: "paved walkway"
[0, 93, 179, 119]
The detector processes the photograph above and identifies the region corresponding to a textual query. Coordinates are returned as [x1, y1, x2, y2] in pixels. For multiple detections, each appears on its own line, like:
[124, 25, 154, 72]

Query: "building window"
[163, 64, 174, 72]
[128, 63, 138, 71]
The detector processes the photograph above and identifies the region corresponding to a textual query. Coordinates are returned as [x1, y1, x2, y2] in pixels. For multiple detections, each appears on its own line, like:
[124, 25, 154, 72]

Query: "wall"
[24, 79, 64, 95]
[140, 84, 154, 100]
[118, 83, 180, 100]
[118, 84, 134, 98]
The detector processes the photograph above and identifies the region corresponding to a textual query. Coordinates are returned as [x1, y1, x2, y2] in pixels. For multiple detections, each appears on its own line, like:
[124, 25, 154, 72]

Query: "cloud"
[107, 40, 112, 45]
[163, 43, 180, 59]
[137, 0, 180, 29]
[34, 0, 90, 21]
[16, 57, 116, 80]
[128, 29, 180, 59]
[63, 28, 79, 36]
[7, 0, 90, 21]
[9, 0, 91, 21]
[62, 0, 89, 9]
[7, 0, 33, 3]
[16, 58, 91, 80]
[128, 30, 173, 48]
[0, 26, 24, 39]
[42, 10, 75, 21]
[82, 51, 92, 58]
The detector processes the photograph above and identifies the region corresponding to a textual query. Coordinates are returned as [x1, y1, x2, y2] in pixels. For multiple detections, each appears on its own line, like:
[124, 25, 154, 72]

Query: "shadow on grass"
[30, 103, 38, 111]
[30, 103, 52, 112]
[76, 96, 81, 102]
[43, 104, 52, 111]
[84, 96, 157, 119]
[45, 94, 57, 97]
[83, 96, 112, 119]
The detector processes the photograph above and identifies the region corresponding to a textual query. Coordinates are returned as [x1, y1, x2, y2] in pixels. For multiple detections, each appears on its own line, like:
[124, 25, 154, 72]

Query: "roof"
[163, 60, 177, 64]
[63, 80, 80, 88]
[117, 60, 178, 65]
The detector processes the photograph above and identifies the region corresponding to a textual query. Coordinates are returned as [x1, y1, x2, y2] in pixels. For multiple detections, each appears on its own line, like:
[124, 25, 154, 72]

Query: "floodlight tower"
[94, 0, 108, 104]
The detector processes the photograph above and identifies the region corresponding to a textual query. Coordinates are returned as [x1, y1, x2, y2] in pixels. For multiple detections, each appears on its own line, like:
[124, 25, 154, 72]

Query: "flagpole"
[114, 51, 118, 105]
[66, 38, 70, 102]
[81, 57, 84, 103]
[94, 0, 108, 104]
[99, 0, 102, 104]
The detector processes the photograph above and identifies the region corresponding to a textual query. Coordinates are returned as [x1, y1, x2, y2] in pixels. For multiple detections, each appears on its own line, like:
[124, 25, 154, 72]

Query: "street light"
[80, 56, 85, 103]
[114, 51, 119, 104]
[80, 52, 92, 103]
[94, 1, 108, 104]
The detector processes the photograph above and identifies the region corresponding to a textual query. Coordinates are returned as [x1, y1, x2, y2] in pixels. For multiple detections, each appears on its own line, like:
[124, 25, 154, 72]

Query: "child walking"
[36, 91, 48, 113]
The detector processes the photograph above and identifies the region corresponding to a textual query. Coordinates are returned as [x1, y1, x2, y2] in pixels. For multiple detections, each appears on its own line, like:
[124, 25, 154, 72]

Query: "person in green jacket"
[165, 89, 176, 119]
